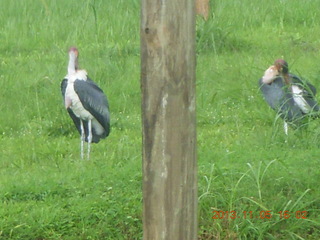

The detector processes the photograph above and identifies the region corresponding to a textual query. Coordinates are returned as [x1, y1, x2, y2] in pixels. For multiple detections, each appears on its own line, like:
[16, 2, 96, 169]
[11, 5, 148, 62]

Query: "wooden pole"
[141, 0, 197, 239]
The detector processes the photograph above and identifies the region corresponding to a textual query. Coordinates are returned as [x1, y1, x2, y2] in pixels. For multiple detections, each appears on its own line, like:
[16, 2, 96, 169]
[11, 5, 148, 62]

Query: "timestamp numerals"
[212, 210, 237, 220]
[278, 210, 308, 219]
[244, 210, 272, 219]
[212, 210, 308, 220]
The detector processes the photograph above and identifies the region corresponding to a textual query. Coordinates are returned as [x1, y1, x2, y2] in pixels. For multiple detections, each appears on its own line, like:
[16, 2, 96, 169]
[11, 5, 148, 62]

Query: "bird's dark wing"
[258, 77, 286, 110]
[61, 78, 68, 99]
[280, 91, 304, 123]
[67, 108, 82, 135]
[73, 78, 110, 136]
[258, 77, 304, 123]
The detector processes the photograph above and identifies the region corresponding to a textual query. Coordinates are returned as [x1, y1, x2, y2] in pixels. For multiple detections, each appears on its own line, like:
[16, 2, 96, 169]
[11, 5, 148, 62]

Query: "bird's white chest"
[65, 82, 93, 120]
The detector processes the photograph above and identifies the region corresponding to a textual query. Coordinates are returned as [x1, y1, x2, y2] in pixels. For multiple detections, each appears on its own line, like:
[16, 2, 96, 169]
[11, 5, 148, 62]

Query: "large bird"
[259, 59, 319, 134]
[61, 47, 110, 159]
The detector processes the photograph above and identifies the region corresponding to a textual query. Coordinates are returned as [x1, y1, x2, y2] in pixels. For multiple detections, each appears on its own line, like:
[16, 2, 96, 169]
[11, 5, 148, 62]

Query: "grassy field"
[0, 0, 320, 239]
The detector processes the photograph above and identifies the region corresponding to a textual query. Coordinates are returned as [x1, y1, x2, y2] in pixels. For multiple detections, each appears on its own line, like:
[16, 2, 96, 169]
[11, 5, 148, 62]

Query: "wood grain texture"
[141, 0, 197, 239]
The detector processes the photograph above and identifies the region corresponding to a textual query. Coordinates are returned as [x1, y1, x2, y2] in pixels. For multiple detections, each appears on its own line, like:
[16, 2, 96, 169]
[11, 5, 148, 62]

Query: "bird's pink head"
[261, 59, 289, 84]
[274, 59, 288, 74]
[69, 47, 79, 57]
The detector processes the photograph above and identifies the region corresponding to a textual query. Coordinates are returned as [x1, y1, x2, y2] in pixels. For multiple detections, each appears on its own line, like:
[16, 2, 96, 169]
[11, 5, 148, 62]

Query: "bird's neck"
[68, 54, 78, 75]
[283, 74, 290, 85]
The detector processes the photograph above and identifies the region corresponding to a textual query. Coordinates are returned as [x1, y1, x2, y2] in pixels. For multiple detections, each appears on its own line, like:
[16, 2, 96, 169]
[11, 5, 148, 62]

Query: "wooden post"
[141, 0, 197, 239]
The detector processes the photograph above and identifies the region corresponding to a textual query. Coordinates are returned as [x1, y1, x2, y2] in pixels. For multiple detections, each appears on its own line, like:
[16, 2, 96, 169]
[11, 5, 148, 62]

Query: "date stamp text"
[212, 210, 308, 220]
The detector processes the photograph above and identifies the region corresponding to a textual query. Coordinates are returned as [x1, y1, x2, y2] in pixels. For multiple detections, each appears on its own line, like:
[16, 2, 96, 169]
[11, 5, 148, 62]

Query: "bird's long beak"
[262, 65, 278, 84]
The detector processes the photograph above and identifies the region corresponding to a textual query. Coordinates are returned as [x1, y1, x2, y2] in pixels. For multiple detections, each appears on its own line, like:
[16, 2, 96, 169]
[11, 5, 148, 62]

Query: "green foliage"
[1, 0, 320, 239]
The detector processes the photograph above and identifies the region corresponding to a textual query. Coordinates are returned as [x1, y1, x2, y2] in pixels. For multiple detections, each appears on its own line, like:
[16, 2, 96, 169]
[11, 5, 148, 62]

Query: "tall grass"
[0, 0, 320, 239]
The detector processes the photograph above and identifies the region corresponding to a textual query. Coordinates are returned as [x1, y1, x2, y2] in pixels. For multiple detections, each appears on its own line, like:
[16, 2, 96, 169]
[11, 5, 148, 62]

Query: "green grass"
[1, 0, 320, 239]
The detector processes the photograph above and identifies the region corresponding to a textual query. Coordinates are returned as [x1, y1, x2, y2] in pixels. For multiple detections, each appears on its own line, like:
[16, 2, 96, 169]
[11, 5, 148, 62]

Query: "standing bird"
[258, 59, 319, 134]
[61, 47, 110, 159]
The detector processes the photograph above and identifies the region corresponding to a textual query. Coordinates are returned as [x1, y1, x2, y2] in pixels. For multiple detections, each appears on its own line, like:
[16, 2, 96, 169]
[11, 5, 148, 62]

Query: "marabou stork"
[61, 47, 110, 159]
[259, 59, 319, 134]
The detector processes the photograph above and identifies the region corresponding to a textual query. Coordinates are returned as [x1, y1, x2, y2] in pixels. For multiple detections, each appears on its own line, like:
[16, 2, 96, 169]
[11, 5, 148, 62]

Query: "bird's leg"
[80, 119, 85, 159]
[284, 121, 288, 135]
[87, 119, 92, 160]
